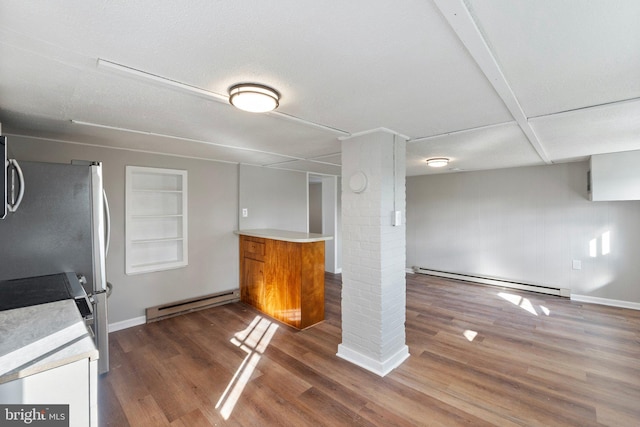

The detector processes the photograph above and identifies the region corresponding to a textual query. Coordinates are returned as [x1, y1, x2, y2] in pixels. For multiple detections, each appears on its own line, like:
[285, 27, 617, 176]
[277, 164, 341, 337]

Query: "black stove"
[0, 272, 92, 317]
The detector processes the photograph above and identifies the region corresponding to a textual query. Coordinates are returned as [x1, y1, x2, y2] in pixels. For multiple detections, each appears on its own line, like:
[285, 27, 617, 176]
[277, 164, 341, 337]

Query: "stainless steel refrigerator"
[1, 147, 111, 374]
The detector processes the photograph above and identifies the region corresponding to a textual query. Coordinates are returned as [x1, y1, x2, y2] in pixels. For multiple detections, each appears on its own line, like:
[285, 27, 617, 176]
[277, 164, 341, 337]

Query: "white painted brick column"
[337, 130, 409, 376]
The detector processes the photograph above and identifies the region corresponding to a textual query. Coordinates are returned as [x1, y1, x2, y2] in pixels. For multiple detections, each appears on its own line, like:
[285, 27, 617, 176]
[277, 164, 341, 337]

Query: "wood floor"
[99, 273, 640, 426]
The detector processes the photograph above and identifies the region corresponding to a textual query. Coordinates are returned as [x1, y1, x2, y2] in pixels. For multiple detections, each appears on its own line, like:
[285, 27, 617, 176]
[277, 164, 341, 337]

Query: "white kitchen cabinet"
[0, 300, 99, 426]
[0, 358, 98, 427]
[125, 166, 188, 274]
[590, 150, 640, 201]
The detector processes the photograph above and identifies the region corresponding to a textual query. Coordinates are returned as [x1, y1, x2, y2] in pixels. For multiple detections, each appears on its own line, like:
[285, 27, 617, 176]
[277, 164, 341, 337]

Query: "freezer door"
[0, 161, 95, 290]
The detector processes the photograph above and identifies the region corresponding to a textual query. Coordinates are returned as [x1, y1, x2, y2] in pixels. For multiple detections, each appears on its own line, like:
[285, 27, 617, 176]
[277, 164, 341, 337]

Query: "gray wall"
[321, 175, 340, 273]
[238, 165, 341, 273]
[9, 136, 239, 325]
[309, 182, 322, 233]
[336, 177, 342, 273]
[407, 161, 640, 304]
[238, 164, 308, 232]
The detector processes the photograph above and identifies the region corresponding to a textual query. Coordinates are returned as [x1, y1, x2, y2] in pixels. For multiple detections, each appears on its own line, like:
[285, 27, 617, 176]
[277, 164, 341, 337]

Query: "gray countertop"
[235, 228, 334, 243]
[0, 299, 98, 385]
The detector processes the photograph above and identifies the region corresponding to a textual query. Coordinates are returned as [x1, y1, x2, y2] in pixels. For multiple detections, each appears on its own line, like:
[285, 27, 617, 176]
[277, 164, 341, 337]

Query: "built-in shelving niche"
[125, 166, 188, 274]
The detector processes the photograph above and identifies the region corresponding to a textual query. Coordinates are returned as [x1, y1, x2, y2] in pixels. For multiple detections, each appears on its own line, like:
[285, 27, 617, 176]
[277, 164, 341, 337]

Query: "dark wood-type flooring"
[99, 273, 640, 426]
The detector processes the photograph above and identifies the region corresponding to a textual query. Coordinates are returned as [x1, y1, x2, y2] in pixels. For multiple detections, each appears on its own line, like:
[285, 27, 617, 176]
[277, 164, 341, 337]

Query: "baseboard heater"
[146, 289, 241, 323]
[412, 267, 571, 297]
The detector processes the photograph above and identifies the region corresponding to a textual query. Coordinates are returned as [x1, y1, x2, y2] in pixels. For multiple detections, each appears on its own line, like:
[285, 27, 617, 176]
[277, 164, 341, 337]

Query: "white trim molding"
[109, 316, 146, 333]
[338, 127, 410, 142]
[571, 294, 640, 311]
[336, 344, 410, 377]
[432, 0, 550, 164]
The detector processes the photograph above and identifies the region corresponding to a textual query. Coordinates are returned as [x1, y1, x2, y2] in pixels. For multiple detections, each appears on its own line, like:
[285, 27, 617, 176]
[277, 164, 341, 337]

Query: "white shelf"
[126, 166, 188, 275]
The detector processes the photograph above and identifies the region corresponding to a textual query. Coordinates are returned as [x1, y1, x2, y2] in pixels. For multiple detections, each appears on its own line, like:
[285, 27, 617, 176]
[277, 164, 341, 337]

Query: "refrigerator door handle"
[103, 189, 111, 257]
[7, 159, 25, 213]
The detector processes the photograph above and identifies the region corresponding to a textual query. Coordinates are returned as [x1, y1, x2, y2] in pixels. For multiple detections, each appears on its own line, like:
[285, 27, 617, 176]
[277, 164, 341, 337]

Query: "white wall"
[8, 135, 239, 325]
[238, 164, 308, 232]
[407, 161, 640, 304]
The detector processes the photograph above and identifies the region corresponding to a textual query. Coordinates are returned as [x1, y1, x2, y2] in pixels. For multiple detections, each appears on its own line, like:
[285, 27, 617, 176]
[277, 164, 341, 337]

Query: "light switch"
[393, 210, 402, 226]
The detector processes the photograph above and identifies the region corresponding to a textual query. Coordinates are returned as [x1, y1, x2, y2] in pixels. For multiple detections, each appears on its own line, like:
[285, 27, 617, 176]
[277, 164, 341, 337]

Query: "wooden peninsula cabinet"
[235, 229, 333, 329]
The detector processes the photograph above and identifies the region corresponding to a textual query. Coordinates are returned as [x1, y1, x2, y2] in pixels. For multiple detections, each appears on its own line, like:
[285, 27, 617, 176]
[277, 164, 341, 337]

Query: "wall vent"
[412, 267, 570, 297]
[146, 289, 240, 323]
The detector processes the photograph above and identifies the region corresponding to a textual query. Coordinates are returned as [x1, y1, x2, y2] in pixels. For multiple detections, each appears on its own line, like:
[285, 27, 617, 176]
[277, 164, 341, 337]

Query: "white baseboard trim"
[109, 316, 146, 333]
[405, 268, 415, 274]
[336, 344, 410, 377]
[571, 294, 640, 311]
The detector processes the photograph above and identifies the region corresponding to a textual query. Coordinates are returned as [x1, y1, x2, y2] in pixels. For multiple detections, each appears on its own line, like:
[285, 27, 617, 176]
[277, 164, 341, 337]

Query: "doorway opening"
[307, 173, 341, 273]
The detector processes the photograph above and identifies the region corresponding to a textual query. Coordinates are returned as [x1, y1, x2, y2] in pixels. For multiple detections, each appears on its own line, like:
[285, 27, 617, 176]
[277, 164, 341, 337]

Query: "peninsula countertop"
[0, 299, 98, 385]
[234, 228, 333, 243]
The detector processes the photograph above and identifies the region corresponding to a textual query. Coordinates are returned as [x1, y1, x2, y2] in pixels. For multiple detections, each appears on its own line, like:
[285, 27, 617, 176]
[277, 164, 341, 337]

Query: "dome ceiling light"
[426, 157, 449, 168]
[228, 83, 280, 113]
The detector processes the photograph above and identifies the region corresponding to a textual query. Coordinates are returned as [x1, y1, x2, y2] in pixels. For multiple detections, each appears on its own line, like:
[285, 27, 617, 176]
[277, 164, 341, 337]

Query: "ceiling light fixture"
[228, 83, 280, 113]
[97, 59, 348, 134]
[426, 157, 449, 168]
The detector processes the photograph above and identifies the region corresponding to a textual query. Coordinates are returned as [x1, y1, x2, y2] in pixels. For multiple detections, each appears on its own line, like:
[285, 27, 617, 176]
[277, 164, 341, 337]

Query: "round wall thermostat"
[349, 171, 368, 193]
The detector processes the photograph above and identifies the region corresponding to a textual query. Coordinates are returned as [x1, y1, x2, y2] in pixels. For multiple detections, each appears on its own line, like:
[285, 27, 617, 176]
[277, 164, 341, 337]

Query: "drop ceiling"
[0, 1, 639, 176]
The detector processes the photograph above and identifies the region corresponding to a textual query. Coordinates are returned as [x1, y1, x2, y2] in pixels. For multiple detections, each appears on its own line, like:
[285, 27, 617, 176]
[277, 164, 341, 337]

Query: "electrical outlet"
[242, 208, 248, 218]
[572, 260, 582, 270]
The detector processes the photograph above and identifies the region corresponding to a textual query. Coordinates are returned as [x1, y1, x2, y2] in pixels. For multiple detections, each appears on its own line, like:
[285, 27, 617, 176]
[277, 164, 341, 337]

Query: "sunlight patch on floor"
[216, 315, 278, 420]
[498, 292, 550, 316]
[463, 329, 478, 342]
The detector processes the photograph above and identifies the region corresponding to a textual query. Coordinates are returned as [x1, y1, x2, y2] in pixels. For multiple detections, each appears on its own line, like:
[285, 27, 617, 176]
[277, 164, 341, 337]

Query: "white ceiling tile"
[308, 153, 342, 166]
[0, 43, 81, 119]
[267, 160, 341, 176]
[530, 99, 640, 162]
[1, 1, 640, 176]
[68, 67, 343, 159]
[467, 0, 640, 117]
[406, 122, 545, 176]
[2, 1, 513, 139]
